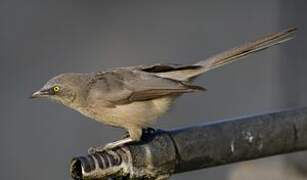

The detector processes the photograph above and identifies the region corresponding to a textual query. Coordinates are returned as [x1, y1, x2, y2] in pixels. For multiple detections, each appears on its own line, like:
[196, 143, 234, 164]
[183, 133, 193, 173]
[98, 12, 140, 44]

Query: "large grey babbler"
[31, 28, 297, 152]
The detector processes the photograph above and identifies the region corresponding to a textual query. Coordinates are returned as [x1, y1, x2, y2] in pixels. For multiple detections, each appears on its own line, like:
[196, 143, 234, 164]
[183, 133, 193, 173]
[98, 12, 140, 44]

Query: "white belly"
[79, 97, 174, 129]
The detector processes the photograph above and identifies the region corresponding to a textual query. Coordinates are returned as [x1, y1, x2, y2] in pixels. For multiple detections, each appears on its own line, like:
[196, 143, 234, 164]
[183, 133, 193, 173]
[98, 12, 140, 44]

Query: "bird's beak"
[30, 89, 49, 99]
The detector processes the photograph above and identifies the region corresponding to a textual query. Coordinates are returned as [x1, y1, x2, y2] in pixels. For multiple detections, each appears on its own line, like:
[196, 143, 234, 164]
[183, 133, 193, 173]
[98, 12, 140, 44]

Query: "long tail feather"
[194, 27, 297, 75]
[155, 27, 297, 81]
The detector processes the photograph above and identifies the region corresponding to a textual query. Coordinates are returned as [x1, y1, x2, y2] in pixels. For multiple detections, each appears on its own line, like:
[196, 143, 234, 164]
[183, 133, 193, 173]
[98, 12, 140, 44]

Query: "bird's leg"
[104, 127, 142, 150]
[88, 127, 142, 154]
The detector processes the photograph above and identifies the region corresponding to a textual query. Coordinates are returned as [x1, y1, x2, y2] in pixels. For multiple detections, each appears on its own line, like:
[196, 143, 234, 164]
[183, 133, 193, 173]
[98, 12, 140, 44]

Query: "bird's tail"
[155, 27, 297, 81]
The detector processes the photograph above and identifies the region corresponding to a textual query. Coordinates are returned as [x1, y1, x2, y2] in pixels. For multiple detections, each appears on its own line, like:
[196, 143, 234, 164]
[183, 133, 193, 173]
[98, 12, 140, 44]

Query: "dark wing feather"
[138, 63, 202, 73]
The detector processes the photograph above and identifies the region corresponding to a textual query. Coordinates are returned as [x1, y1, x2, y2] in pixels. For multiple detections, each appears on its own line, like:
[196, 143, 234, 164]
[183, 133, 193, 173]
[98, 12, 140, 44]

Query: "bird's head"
[31, 73, 89, 107]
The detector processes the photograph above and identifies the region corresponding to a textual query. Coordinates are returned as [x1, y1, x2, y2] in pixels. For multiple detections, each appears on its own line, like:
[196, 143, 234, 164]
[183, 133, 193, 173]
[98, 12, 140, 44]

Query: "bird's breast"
[76, 97, 175, 129]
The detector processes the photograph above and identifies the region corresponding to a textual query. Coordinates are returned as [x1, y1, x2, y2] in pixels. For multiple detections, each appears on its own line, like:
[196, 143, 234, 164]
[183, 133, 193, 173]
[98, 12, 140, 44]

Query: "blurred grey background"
[1, 0, 307, 179]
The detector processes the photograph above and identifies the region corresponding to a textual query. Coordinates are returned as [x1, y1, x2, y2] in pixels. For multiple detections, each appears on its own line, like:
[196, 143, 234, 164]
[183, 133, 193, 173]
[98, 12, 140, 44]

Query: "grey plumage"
[31, 28, 297, 151]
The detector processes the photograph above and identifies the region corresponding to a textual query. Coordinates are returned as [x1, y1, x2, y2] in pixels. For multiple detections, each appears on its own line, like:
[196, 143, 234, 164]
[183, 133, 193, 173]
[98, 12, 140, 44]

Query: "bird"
[31, 27, 297, 153]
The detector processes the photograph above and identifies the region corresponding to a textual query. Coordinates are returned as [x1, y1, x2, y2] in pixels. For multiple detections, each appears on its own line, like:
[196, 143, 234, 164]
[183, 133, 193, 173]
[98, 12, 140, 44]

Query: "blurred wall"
[0, 0, 306, 179]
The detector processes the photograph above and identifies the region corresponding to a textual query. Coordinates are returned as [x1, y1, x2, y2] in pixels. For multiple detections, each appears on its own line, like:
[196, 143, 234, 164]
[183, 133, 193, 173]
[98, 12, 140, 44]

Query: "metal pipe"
[70, 107, 307, 179]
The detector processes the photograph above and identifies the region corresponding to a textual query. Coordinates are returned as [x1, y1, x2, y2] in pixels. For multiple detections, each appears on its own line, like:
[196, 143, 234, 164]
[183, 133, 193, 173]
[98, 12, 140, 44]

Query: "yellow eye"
[53, 86, 60, 92]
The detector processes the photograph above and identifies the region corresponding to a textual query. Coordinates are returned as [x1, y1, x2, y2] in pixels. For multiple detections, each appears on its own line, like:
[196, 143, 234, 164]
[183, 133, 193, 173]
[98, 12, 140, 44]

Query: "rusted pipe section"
[70, 107, 307, 179]
[70, 132, 176, 180]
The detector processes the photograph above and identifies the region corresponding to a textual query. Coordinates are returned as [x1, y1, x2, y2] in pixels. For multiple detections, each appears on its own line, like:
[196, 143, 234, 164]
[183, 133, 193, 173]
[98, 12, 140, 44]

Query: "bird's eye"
[53, 86, 60, 92]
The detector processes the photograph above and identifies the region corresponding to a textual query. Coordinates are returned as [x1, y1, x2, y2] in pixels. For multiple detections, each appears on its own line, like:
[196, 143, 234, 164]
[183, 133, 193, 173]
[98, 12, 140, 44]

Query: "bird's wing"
[87, 69, 205, 106]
